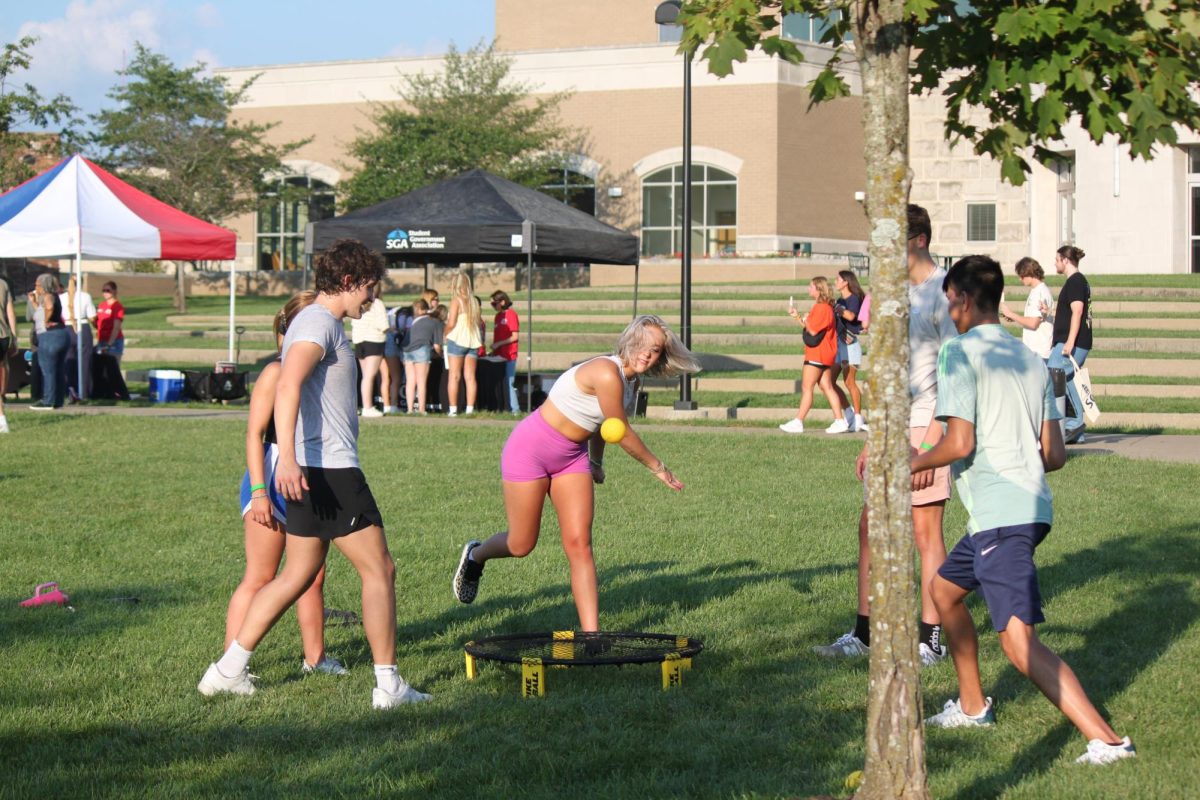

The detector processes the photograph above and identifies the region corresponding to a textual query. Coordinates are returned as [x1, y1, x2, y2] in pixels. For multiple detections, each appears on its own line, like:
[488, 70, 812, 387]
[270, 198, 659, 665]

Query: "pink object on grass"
[19, 582, 69, 607]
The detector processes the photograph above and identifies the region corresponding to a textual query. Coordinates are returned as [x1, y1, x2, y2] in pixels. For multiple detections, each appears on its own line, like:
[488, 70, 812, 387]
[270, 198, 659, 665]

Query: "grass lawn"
[1, 413, 1196, 798]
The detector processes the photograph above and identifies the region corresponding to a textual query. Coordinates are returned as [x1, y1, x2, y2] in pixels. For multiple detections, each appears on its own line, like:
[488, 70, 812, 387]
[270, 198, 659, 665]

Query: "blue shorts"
[239, 443, 287, 524]
[384, 335, 402, 359]
[837, 338, 862, 366]
[445, 340, 479, 358]
[939, 523, 1050, 632]
[403, 346, 431, 364]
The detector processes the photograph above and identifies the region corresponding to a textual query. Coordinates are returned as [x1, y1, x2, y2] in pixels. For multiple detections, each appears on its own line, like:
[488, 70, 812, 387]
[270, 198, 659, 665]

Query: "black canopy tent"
[307, 169, 641, 411]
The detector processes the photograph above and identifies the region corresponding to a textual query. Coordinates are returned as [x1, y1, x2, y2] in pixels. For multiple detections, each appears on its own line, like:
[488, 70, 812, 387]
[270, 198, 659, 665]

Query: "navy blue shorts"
[938, 523, 1051, 632]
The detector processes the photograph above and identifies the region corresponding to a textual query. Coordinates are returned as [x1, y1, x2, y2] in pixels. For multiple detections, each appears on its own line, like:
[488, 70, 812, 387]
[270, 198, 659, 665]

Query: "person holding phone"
[780, 277, 847, 434]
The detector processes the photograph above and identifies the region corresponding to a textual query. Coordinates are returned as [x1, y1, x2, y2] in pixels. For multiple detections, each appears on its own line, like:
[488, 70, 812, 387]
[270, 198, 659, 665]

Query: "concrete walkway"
[26, 404, 1200, 465]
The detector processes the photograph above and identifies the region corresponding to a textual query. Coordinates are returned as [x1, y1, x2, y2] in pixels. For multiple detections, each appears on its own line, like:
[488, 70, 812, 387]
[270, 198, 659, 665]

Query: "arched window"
[256, 176, 336, 271]
[641, 165, 737, 257]
[540, 167, 596, 215]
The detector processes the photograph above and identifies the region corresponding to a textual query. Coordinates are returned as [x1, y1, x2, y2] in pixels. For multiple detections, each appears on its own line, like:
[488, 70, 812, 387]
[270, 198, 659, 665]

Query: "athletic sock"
[216, 640, 253, 678]
[854, 614, 870, 646]
[919, 622, 943, 652]
[374, 664, 401, 694]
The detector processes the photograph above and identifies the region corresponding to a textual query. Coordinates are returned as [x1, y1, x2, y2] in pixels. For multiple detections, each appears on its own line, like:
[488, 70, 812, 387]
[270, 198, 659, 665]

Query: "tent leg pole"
[75, 250, 84, 400]
[526, 252, 533, 414]
[228, 260, 236, 363]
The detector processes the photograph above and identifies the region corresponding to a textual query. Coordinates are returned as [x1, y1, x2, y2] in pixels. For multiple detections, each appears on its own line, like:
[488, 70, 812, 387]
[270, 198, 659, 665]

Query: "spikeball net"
[463, 630, 704, 697]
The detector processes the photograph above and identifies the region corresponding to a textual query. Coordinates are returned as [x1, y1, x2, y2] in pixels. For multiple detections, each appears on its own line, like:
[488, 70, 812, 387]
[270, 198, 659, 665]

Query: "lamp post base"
[673, 400, 698, 411]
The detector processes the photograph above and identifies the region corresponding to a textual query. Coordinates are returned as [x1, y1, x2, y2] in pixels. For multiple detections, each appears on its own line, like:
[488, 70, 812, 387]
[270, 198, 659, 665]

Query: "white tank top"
[547, 355, 638, 431]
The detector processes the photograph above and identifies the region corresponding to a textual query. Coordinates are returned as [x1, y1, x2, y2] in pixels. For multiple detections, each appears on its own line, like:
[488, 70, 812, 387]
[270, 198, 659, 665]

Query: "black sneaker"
[453, 541, 483, 603]
[28, 401, 55, 411]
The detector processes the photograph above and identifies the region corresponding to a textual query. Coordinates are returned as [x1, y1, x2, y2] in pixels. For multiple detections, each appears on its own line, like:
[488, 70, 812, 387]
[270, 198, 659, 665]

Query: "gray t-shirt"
[281, 304, 359, 469]
[909, 266, 958, 428]
[0, 278, 11, 339]
[935, 324, 1062, 534]
[404, 314, 438, 352]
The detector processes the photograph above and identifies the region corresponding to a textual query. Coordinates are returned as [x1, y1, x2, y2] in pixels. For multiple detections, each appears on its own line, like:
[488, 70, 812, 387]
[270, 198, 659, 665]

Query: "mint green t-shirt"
[935, 324, 1062, 534]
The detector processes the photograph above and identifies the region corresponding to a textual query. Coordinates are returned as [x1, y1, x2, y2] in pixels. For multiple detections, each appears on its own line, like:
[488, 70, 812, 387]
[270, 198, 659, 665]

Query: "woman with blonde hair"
[780, 276, 847, 434]
[443, 271, 483, 416]
[452, 314, 699, 631]
[225, 291, 346, 677]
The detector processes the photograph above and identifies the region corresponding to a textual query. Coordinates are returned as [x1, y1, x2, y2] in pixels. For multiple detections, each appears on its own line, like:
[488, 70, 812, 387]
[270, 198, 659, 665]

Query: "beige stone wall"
[777, 85, 868, 244]
[496, 0, 663, 51]
[908, 93, 1030, 266]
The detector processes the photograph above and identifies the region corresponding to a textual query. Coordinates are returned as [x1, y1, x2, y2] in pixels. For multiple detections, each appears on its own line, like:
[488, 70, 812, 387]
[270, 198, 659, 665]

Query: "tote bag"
[1069, 355, 1101, 424]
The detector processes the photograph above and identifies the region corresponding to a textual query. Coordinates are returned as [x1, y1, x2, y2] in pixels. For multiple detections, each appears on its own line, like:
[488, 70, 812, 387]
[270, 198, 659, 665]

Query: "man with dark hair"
[199, 239, 432, 709]
[815, 203, 959, 665]
[913, 254, 1135, 765]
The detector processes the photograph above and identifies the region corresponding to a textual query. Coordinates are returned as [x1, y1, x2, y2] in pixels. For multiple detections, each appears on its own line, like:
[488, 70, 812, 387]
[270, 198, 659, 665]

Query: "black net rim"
[463, 630, 704, 666]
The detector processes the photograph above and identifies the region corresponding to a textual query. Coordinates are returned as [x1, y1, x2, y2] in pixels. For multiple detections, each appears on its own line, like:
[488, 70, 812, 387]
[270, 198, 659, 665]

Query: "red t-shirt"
[492, 309, 519, 361]
[96, 299, 125, 343]
[804, 302, 837, 366]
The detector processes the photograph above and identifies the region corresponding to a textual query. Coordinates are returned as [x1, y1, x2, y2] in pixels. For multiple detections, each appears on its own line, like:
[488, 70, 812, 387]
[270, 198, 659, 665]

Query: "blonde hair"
[450, 271, 481, 331]
[811, 276, 835, 306]
[273, 290, 318, 348]
[614, 314, 701, 378]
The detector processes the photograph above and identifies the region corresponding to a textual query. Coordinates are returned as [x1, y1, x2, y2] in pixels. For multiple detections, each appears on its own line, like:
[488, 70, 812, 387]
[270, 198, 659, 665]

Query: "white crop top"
[547, 355, 638, 431]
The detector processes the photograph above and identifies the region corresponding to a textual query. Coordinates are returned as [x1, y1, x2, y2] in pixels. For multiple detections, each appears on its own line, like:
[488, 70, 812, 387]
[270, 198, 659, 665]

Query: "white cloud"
[18, 0, 164, 80]
[193, 3, 221, 29]
[190, 47, 220, 75]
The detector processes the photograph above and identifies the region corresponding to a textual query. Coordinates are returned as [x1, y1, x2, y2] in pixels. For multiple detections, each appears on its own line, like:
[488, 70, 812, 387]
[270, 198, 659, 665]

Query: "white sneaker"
[384, 405, 402, 415]
[361, 407, 383, 418]
[812, 631, 869, 658]
[825, 418, 851, 434]
[198, 662, 256, 696]
[372, 682, 433, 709]
[844, 408, 856, 430]
[1076, 736, 1136, 765]
[464, 405, 475, 415]
[855, 414, 868, 432]
[0, 415, 8, 433]
[447, 408, 458, 417]
[919, 642, 948, 666]
[779, 418, 805, 433]
[301, 655, 349, 676]
[925, 697, 995, 728]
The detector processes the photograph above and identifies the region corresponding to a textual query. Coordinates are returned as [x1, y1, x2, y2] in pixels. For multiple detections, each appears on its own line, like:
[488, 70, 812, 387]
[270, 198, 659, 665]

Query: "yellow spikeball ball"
[844, 770, 863, 791]
[600, 417, 626, 443]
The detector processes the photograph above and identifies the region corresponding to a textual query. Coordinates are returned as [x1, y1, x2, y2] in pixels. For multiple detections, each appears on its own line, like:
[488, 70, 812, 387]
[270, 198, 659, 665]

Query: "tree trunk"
[853, 1, 929, 798]
[174, 261, 187, 313]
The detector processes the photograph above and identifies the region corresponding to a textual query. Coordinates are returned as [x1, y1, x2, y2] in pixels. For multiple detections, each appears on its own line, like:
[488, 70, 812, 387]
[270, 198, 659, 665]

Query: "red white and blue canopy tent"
[0, 154, 238, 385]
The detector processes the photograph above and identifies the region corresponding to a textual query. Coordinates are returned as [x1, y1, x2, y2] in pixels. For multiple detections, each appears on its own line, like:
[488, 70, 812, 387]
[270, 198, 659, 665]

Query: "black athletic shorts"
[354, 341, 385, 359]
[286, 466, 384, 539]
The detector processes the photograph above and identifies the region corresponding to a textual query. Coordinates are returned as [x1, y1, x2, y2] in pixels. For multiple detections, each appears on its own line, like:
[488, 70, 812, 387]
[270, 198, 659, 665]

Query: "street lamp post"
[655, 0, 697, 410]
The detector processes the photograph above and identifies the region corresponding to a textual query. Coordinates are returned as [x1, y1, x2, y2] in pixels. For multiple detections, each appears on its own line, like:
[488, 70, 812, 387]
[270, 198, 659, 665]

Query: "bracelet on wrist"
[250, 483, 266, 492]
[651, 461, 668, 474]
[919, 442, 934, 451]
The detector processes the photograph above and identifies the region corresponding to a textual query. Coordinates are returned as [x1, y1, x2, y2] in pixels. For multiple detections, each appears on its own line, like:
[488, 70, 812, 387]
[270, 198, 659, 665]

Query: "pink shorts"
[861, 426, 952, 506]
[501, 408, 591, 482]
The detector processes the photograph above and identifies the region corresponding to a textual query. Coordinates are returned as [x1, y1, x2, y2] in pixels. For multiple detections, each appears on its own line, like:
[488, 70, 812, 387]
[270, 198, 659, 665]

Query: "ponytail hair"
[1057, 245, 1086, 267]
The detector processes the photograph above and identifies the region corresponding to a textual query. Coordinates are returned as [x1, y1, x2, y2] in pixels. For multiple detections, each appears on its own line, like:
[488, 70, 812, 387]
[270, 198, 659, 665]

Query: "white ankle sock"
[216, 640, 253, 677]
[374, 664, 401, 693]
[465, 405, 474, 413]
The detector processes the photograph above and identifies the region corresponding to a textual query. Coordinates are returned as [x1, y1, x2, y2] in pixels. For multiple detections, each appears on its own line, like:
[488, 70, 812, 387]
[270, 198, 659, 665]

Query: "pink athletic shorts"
[860, 426, 952, 506]
[501, 408, 591, 482]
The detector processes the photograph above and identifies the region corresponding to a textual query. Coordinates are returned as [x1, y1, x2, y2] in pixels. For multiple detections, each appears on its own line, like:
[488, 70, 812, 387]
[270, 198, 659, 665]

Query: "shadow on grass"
[939, 530, 1200, 798]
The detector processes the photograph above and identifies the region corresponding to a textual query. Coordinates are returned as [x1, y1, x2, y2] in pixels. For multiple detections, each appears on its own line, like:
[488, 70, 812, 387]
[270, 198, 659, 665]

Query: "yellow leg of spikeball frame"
[522, 658, 545, 697]
[662, 653, 684, 690]
[551, 630, 575, 663]
[465, 652, 477, 680]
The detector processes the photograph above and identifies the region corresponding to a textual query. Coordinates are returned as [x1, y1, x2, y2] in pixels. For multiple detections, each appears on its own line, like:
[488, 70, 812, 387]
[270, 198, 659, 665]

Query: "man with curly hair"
[199, 239, 432, 709]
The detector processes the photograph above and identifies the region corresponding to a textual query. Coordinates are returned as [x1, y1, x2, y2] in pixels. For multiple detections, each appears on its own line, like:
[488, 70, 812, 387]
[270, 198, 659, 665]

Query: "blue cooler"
[148, 369, 185, 403]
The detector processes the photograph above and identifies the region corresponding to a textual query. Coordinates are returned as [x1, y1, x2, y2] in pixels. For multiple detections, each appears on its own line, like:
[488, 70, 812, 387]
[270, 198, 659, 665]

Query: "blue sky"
[2, 0, 496, 119]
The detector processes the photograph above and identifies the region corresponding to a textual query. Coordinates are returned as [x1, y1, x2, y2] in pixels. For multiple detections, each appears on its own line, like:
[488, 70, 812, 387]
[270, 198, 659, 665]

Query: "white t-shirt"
[350, 298, 388, 344]
[935, 324, 1062, 534]
[1021, 282, 1054, 359]
[908, 266, 958, 429]
[281, 304, 359, 469]
[58, 290, 96, 327]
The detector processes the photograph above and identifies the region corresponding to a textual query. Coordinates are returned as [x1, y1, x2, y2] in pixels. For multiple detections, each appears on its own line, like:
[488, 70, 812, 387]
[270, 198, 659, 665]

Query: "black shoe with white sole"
[453, 540, 484, 603]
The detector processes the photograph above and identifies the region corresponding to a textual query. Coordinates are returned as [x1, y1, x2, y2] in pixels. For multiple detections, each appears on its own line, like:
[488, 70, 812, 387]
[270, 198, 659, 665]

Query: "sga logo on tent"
[385, 229, 409, 250]
[385, 228, 447, 250]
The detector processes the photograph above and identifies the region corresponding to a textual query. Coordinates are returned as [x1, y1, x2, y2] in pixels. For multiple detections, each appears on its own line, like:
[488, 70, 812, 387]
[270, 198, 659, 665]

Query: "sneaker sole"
[452, 541, 481, 603]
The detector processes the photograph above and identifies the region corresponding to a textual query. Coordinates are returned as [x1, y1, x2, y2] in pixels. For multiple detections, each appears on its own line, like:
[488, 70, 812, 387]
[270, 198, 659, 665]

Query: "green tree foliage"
[91, 44, 306, 223]
[0, 36, 77, 191]
[341, 42, 583, 210]
[682, 0, 1200, 184]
